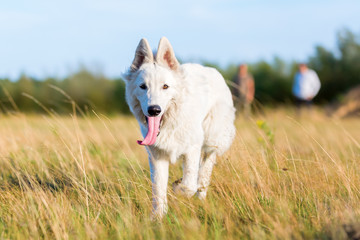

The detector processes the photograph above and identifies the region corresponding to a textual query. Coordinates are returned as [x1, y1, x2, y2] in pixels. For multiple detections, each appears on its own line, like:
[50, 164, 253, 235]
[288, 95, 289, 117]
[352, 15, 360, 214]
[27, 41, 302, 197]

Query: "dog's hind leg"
[173, 146, 200, 197]
[149, 157, 169, 219]
[197, 152, 216, 200]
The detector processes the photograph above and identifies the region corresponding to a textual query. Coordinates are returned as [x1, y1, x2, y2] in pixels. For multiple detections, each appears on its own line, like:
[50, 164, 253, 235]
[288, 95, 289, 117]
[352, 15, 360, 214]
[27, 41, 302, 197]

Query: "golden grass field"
[0, 109, 359, 239]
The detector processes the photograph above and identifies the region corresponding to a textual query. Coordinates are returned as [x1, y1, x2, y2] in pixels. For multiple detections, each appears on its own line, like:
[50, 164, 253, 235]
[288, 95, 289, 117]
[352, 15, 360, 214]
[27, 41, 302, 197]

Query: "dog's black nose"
[148, 105, 161, 116]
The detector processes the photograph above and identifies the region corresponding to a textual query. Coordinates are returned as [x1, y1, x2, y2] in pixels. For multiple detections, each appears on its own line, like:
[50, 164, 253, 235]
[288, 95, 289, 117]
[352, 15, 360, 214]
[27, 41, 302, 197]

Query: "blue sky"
[1, 0, 359, 79]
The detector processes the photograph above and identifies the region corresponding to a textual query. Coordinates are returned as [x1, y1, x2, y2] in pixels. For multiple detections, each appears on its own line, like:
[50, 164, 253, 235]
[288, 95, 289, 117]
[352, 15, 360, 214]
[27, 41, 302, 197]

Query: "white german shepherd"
[123, 37, 235, 218]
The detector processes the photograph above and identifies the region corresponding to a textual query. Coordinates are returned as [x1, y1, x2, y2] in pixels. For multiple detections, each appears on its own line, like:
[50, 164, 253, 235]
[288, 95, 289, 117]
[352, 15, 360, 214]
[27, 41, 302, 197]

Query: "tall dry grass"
[0, 108, 359, 239]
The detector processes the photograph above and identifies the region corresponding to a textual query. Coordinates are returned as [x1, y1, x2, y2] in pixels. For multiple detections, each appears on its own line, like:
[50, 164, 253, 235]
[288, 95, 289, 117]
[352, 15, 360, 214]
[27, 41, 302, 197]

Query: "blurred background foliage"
[0, 29, 359, 114]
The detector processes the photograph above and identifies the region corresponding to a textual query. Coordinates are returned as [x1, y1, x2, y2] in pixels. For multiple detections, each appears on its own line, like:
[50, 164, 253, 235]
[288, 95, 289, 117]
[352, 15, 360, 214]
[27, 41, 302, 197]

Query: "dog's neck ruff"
[137, 116, 161, 146]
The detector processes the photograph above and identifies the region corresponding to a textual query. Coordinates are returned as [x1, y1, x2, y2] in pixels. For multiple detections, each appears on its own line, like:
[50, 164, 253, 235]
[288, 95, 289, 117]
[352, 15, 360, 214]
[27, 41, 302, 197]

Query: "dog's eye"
[139, 83, 147, 90]
[163, 84, 169, 90]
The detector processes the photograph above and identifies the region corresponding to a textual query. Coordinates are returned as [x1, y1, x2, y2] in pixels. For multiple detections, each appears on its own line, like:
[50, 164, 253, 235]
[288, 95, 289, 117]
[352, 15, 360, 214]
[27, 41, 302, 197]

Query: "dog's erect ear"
[130, 38, 154, 72]
[156, 37, 179, 71]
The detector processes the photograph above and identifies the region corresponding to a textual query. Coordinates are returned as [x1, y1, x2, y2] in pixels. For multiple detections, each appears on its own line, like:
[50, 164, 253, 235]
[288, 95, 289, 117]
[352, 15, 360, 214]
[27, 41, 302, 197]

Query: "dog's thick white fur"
[123, 37, 235, 218]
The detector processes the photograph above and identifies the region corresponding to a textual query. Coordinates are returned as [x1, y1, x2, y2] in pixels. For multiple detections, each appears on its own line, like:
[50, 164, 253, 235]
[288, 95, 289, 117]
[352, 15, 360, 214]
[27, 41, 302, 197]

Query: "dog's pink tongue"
[137, 116, 161, 146]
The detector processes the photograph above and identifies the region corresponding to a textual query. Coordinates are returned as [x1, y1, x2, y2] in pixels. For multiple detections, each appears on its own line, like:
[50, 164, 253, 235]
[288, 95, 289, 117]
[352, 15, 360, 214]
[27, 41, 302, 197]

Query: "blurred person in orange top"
[235, 64, 255, 116]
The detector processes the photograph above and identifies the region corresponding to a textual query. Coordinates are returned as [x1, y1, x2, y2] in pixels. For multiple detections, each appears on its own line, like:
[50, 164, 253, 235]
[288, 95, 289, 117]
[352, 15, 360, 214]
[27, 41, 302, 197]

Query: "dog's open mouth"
[137, 116, 162, 146]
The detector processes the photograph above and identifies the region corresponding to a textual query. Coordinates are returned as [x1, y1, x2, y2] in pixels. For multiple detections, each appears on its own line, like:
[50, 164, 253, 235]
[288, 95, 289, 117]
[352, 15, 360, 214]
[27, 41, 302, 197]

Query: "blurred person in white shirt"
[292, 63, 321, 113]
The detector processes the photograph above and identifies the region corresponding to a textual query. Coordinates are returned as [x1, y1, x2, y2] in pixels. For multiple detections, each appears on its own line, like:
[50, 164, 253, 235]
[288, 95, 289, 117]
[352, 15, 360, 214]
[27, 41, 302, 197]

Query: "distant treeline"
[0, 28, 359, 114]
[0, 71, 129, 114]
[210, 28, 360, 105]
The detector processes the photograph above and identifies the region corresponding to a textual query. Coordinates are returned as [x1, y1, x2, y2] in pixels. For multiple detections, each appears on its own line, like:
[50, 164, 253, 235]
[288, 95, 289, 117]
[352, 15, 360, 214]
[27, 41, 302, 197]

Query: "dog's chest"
[157, 127, 187, 148]
[154, 125, 195, 163]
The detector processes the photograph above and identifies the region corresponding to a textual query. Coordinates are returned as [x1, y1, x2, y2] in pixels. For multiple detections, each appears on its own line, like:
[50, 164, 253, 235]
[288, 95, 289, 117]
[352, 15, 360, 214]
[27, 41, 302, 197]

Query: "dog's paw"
[150, 212, 164, 221]
[172, 178, 197, 197]
[150, 205, 168, 221]
[172, 178, 184, 195]
[172, 178, 183, 186]
[196, 187, 207, 200]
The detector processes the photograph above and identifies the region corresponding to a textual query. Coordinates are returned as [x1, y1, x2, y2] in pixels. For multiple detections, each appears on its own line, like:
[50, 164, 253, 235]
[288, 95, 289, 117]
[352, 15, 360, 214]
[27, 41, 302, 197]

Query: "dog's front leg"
[149, 157, 169, 219]
[173, 147, 200, 197]
[197, 152, 217, 200]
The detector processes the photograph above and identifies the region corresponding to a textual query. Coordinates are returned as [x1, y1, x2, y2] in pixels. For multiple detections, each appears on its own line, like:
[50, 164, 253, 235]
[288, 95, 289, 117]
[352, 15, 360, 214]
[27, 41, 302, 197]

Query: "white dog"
[123, 37, 235, 218]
